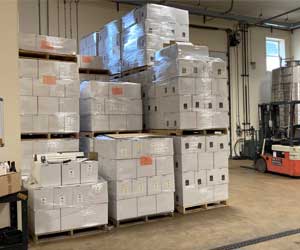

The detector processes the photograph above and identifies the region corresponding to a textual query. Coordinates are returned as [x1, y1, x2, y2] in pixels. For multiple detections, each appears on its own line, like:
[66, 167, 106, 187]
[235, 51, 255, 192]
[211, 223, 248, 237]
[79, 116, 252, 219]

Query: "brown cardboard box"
[0, 172, 21, 197]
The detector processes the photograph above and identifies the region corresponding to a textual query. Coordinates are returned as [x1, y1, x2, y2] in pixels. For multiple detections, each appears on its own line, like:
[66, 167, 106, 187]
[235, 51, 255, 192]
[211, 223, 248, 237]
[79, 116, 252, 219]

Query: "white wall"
[18, 0, 292, 153]
[292, 29, 300, 60]
[0, 0, 19, 227]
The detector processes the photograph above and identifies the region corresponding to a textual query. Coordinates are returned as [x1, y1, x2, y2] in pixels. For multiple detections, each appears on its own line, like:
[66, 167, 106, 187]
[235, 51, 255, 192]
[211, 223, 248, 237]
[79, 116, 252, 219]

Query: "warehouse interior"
[1, 0, 300, 249]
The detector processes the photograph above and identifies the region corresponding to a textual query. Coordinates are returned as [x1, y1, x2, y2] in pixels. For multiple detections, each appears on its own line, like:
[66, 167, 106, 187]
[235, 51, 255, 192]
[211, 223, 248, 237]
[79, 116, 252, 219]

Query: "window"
[266, 37, 285, 72]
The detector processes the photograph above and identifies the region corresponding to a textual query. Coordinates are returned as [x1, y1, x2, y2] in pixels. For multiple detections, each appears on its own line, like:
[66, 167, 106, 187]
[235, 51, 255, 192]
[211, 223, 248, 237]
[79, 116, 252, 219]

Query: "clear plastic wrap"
[98, 20, 121, 75]
[80, 81, 142, 132]
[19, 33, 77, 55]
[77, 55, 105, 70]
[27, 177, 108, 235]
[96, 134, 175, 220]
[173, 134, 229, 207]
[80, 32, 100, 56]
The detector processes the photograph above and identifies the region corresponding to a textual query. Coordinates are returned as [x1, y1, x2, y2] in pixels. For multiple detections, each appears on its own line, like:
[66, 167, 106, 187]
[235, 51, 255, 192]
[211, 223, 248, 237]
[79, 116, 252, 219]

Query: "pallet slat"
[19, 49, 77, 62]
[79, 68, 110, 75]
[110, 212, 174, 228]
[80, 130, 142, 138]
[176, 200, 228, 215]
[121, 65, 150, 77]
[21, 132, 79, 140]
[148, 128, 228, 136]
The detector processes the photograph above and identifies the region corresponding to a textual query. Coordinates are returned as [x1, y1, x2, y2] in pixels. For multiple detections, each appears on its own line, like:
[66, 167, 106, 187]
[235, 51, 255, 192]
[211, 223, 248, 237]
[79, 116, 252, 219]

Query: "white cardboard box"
[214, 151, 229, 169]
[61, 204, 108, 231]
[20, 78, 33, 96]
[155, 156, 174, 176]
[109, 198, 137, 221]
[28, 186, 54, 210]
[80, 160, 98, 184]
[38, 97, 59, 115]
[174, 136, 205, 154]
[108, 180, 133, 200]
[136, 156, 155, 178]
[156, 192, 174, 213]
[87, 180, 108, 204]
[31, 162, 61, 187]
[53, 186, 73, 208]
[214, 184, 228, 201]
[175, 153, 198, 172]
[137, 195, 156, 216]
[61, 161, 80, 185]
[102, 158, 136, 180]
[20, 96, 38, 115]
[198, 152, 214, 170]
[147, 175, 162, 195]
[132, 177, 147, 197]
[29, 209, 60, 235]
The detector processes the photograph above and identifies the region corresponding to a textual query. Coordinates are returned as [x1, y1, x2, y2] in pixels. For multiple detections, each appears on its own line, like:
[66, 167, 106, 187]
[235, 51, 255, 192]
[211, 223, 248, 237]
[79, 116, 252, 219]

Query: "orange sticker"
[112, 86, 123, 96]
[140, 156, 153, 166]
[82, 56, 93, 63]
[40, 40, 54, 50]
[43, 75, 56, 85]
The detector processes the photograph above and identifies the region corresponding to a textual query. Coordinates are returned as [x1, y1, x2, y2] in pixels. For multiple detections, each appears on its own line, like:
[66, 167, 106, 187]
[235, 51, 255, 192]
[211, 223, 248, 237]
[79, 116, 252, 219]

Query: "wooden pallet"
[121, 66, 150, 77]
[148, 128, 228, 136]
[80, 130, 142, 138]
[176, 200, 228, 215]
[32, 224, 111, 244]
[19, 49, 77, 62]
[79, 68, 110, 75]
[21, 132, 79, 140]
[110, 212, 174, 228]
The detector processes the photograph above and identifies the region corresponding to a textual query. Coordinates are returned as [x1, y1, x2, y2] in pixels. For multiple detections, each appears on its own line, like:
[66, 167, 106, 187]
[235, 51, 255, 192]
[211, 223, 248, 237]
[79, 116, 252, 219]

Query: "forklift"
[255, 100, 300, 177]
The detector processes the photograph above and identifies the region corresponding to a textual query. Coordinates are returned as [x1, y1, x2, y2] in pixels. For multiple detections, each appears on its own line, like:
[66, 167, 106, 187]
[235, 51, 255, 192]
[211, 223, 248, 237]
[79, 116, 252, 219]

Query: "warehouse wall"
[18, 0, 292, 152]
[292, 29, 300, 60]
[0, 0, 20, 227]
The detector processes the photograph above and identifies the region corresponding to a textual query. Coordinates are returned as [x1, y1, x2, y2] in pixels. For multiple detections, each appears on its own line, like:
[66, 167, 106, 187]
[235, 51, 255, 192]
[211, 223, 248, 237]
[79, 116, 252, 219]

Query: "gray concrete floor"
[30, 160, 300, 250]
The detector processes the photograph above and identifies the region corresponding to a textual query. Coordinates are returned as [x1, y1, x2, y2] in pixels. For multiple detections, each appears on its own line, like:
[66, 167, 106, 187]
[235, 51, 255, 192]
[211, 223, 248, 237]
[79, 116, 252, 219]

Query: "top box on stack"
[121, 4, 189, 72]
[80, 20, 121, 75]
[19, 33, 77, 55]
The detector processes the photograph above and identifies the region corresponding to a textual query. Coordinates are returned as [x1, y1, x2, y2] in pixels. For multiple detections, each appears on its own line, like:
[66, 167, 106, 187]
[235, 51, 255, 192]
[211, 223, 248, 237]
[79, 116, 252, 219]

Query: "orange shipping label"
[140, 156, 153, 166]
[40, 40, 54, 50]
[111, 87, 124, 96]
[43, 75, 56, 85]
[82, 56, 93, 63]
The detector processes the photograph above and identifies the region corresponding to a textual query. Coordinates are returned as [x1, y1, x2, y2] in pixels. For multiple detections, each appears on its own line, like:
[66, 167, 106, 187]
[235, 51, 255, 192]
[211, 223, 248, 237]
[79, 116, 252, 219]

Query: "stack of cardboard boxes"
[272, 64, 300, 126]
[95, 134, 175, 222]
[19, 34, 80, 177]
[28, 157, 108, 236]
[173, 135, 229, 209]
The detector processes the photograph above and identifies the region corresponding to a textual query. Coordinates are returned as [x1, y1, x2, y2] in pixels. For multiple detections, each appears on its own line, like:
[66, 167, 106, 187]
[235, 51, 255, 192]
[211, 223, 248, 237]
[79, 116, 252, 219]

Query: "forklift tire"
[255, 157, 267, 173]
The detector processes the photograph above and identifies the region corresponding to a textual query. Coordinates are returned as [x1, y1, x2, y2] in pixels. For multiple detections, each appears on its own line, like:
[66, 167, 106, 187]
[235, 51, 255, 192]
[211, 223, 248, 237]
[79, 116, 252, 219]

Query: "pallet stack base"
[176, 200, 228, 215]
[109, 212, 174, 228]
[32, 224, 110, 244]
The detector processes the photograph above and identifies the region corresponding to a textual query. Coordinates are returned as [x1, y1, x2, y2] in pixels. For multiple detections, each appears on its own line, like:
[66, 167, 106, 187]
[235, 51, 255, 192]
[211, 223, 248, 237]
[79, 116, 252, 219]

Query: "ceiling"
[113, 0, 300, 29]
[169, 0, 300, 23]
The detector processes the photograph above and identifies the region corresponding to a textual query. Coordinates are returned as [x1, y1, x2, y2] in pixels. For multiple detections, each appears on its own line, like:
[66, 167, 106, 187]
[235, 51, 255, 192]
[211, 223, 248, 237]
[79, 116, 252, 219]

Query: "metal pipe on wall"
[47, 0, 49, 35]
[38, 0, 41, 35]
[69, 0, 73, 38]
[58, 0, 60, 36]
[64, 0, 67, 38]
[75, 0, 80, 52]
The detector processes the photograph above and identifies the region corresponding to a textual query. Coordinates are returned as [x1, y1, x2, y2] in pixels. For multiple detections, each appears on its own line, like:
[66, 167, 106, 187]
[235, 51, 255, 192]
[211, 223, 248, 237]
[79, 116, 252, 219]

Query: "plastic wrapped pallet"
[121, 4, 189, 72]
[80, 81, 142, 132]
[19, 33, 77, 55]
[98, 20, 121, 75]
[173, 134, 229, 209]
[143, 42, 229, 130]
[21, 138, 79, 177]
[26, 155, 108, 236]
[79, 32, 100, 56]
[271, 64, 300, 126]
[19, 58, 80, 133]
[95, 134, 175, 221]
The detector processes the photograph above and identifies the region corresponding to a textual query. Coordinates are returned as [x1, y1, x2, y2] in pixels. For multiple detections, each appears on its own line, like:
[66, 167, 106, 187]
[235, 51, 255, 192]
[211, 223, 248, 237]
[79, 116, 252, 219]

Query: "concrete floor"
[30, 160, 300, 250]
